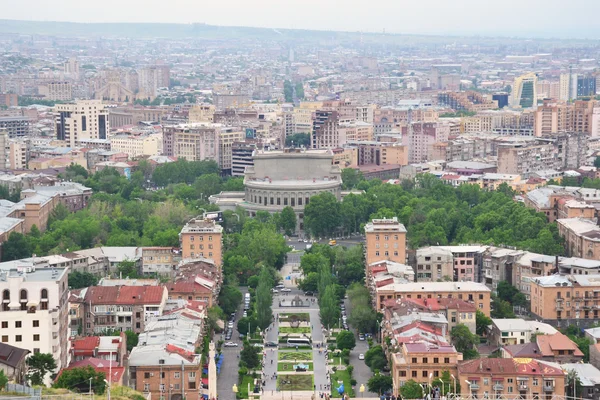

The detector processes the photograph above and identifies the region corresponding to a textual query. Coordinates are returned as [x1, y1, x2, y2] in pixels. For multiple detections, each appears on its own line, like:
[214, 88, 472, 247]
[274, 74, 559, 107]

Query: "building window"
[1, 322, 6, 329]
[1, 336, 7, 343]
[444, 358, 450, 363]
[412, 371, 417, 378]
[144, 384, 150, 392]
[15, 335, 22, 342]
[375, 235, 380, 240]
[174, 372, 180, 379]
[144, 373, 150, 379]
[33, 334, 40, 341]
[375, 251, 380, 256]
[189, 372, 196, 378]
[422, 371, 428, 378]
[284, 198, 288, 206]
[33, 348, 40, 354]
[15, 321, 21, 328]
[188, 382, 196, 390]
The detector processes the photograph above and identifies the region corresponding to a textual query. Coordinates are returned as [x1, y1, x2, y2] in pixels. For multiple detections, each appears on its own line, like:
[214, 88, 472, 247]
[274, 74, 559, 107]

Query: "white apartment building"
[0, 267, 70, 381]
[219, 128, 244, 172]
[110, 133, 162, 158]
[55, 100, 109, 148]
[9, 140, 28, 170]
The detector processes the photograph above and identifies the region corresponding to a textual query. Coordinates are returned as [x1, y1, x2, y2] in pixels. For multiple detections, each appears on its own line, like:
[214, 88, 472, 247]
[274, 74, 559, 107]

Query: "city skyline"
[2, 0, 600, 39]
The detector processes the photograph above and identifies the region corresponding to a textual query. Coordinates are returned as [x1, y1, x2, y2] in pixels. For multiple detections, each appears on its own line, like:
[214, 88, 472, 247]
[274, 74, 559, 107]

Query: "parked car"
[359, 333, 365, 341]
[224, 342, 238, 347]
[281, 288, 291, 292]
[359, 353, 365, 360]
[272, 289, 278, 293]
[265, 341, 278, 347]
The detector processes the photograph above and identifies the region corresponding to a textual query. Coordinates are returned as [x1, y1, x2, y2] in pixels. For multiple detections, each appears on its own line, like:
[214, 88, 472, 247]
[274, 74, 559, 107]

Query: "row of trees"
[303, 173, 564, 255]
[346, 283, 379, 334]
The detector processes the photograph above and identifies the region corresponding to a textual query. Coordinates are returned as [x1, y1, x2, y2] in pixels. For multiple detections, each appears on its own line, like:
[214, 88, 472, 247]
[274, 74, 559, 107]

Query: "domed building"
[241, 148, 342, 231]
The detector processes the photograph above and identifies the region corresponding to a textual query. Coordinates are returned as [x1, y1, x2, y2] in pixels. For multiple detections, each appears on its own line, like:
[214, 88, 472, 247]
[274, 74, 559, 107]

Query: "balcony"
[518, 384, 528, 391]
[556, 305, 564, 311]
[469, 384, 480, 390]
[543, 386, 554, 392]
[556, 298, 564, 302]
[493, 384, 504, 391]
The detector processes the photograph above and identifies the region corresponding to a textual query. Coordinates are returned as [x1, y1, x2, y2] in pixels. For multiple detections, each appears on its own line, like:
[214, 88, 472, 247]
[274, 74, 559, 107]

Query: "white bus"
[286, 338, 311, 347]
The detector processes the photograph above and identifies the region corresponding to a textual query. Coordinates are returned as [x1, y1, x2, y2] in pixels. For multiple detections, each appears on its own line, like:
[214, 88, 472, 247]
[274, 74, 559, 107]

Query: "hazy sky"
[2, 0, 600, 39]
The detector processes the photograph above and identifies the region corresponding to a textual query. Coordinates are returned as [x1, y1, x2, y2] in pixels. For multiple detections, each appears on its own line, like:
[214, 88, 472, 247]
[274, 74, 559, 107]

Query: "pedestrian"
[271, 359, 273, 364]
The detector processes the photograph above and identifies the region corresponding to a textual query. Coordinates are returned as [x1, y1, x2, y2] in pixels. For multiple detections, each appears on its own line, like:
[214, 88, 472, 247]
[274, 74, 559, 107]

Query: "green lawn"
[277, 362, 314, 372]
[277, 375, 314, 391]
[279, 326, 311, 334]
[278, 351, 313, 361]
[330, 369, 355, 398]
[238, 375, 256, 399]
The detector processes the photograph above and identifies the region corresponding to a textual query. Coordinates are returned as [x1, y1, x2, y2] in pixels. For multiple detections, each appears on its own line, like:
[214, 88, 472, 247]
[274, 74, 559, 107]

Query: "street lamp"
[450, 374, 457, 397]
[436, 378, 445, 396]
[359, 384, 365, 398]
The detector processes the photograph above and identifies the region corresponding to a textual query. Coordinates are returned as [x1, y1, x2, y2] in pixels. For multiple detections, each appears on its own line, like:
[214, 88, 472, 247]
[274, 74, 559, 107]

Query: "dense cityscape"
[1, 11, 600, 400]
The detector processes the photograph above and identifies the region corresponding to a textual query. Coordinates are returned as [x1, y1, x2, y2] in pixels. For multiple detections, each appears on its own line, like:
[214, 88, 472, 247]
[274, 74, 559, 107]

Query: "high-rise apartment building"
[401, 122, 450, 163]
[534, 99, 598, 137]
[38, 82, 72, 101]
[179, 217, 223, 266]
[54, 100, 109, 147]
[219, 128, 244, 174]
[512, 73, 538, 109]
[364, 217, 407, 267]
[162, 123, 220, 163]
[311, 110, 340, 149]
[0, 268, 70, 380]
[0, 116, 32, 138]
[231, 141, 257, 177]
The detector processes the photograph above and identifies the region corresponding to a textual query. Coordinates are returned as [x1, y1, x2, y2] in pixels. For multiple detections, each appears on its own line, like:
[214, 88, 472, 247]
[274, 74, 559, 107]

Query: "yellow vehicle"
[328, 239, 337, 246]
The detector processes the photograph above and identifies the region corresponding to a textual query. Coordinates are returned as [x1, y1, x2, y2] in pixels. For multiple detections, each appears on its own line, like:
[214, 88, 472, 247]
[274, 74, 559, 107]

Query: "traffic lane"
[350, 337, 378, 397]
[217, 287, 248, 396]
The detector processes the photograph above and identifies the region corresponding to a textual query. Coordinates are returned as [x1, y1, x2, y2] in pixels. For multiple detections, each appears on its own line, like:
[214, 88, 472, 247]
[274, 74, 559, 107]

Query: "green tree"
[319, 285, 340, 330]
[0, 370, 7, 391]
[278, 206, 297, 236]
[124, 330, 139, 352]
[68, 271, 99, 289]
[594, 156, 600, 169]
[207, 305, 226, 333]
[366, 373, 392, 395]
[255, 267, 274, 330]
[341, 168, 364, 189]
[300, 253, 329, 275]
[240, 341, 260, 369]
[194, 173, 222, 198]
[491, 296, 516, 318]
[218, 285, 243, 315]
[304, 192, 341, 238]
[298, 272, 319, 293]
[54, 366, 106, 394]
[566, 370, 584, 400]
[399, 379, 423, 398]
[237, 316, 258, 336]
[364, 345, 387, 372]
[336, 330, 356, 350]
[27, 353, 57, 386]
[476, 310, 492, 336]
[450, 324, 479, 358]
[2, 232, 31, 261]
[116, 260, 139, 278]
[285, 133, 310, 147]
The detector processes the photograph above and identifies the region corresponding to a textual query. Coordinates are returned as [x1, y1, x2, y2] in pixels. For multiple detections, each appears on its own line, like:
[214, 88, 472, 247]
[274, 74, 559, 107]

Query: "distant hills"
[0, 19, 594, 47]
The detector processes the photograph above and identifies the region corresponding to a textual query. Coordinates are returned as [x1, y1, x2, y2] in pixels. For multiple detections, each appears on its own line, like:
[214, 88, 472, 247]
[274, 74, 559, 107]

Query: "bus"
[286, 338, 311, 347]
[328, 239, 336, 246]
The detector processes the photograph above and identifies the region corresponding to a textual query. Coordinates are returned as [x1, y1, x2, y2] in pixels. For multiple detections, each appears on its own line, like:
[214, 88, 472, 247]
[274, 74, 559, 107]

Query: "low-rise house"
[503, 332, 583, 363]
[83, 285, 168, 334]
[489, 318, 558, 347]
[457, 358, 565, 399]
[562, 363, 600, 400]
[141, 247, 180, 277]
[0, 342, 29, 384]
[70, 333, 127, 366]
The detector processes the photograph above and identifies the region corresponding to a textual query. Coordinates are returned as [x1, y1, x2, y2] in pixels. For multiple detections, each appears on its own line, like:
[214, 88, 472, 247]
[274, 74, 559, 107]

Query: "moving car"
[224, 342, 238, 347]
[281, 288, 291, 292]
[265, 341, 278, 347]
[359, 333, 365, 341]
[359, 353, 365, 360]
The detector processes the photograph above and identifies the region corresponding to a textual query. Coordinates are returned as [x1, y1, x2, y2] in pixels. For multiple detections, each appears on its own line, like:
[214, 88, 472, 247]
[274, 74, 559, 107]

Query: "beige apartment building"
[339, 121, 374, 142]
[391, 343, 462, 397]
[375, 281, 492, 315]
[557, 218, 600, 260]
[39, 82, 73, 101]
[219, 128, 244, 173]
[188, 104, 215, 123]
[497, 143, 556, 175]
[110, 134, 161, 158]
[162, 123, 220, 163]
[534, 99, 598, 137]
[54, 100, 109, 147]
[179, 217, 223, 267]
[364, 217, 407, 266]
[530, 274, 600, 328]
[458, 358, 565, 400]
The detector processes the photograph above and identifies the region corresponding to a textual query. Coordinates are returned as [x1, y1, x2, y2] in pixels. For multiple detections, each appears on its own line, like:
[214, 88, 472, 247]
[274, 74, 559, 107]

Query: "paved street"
[216, 288, 247, 398]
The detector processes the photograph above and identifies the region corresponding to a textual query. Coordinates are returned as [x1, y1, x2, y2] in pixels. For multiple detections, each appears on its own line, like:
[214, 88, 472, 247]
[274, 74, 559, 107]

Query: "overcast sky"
[2, 0, 600, 39]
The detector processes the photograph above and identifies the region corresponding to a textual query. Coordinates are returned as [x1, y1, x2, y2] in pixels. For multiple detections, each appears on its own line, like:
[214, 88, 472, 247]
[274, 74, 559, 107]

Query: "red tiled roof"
[458, 358, 563, 376]
[166, 344, 195, 362]
[72, 337, 100, 354]
[536, 333, 584, 357]
[84, 286, 165, 305]
[62, 358, 124, 384]
[165, 280, 211, 294]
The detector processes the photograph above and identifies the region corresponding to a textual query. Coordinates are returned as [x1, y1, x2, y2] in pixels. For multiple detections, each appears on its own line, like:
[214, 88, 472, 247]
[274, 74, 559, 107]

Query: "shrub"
[346, 365, 354, 377]
[350, 379, 357, 386]
[238, 366, 248, 378]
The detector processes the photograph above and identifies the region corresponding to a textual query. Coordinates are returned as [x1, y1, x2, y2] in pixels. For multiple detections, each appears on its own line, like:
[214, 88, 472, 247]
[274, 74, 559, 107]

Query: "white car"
[272, 289, 278, 293]
[281, 288, 292, 292]
[359, 353, 365, 360]
[224, 342, 238, 347]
